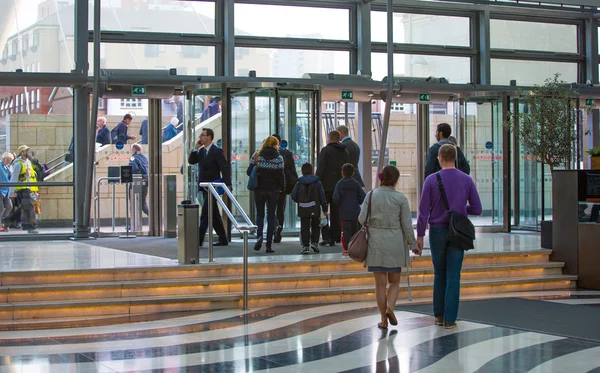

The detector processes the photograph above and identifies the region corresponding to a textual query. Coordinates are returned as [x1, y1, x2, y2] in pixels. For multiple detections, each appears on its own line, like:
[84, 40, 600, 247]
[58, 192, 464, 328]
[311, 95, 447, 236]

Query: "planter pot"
[592, 156, 600, 170]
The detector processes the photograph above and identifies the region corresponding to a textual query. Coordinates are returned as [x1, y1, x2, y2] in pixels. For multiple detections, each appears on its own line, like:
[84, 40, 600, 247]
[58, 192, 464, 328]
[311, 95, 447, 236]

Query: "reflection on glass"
[231, 92, 252, 221]
[491, 20, 577, 54]
[235, 4, 349, 40]
[371, 11, 470, 47]
[234, 48, 349, 78]
[89, 0, 215, 34]
[578, 202, 600, 223]
[1, 0, 73, 72]
[371, 53, 471, 83]
[88, 43, 215, 75]
[491, 59, 577, 86]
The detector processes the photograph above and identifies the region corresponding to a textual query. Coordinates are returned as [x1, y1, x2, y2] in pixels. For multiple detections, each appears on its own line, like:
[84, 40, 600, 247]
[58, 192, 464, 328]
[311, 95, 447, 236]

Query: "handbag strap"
[363, 189, 374, 226]
[435, 172, 451, 213]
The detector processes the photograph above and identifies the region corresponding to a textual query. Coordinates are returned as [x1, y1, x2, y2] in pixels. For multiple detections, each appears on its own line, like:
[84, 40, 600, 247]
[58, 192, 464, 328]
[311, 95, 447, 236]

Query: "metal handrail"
[199, 181, 256, 311]
[46, 151, 68, 166]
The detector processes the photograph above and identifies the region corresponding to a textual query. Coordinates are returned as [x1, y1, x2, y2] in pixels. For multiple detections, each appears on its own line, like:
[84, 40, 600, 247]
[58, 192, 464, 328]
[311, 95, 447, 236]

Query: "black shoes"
[254, 237, 263, 251]
[213, 241, 228, 246]
[311, 244, 320, 253]
[266, 246, 275, 253]
[301, 246, 310, 255]
[319, 241, 335, 246]
[273, 227, 283, 243]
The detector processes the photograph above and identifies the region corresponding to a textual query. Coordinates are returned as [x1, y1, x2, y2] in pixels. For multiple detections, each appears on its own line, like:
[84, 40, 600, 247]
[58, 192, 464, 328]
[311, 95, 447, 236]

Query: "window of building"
[390, 103, 404, 111]
[324, 102, 336, 112]
[144, 44, 160, 58]
[20, 93, 24, 112]
[235, 4, 349, 40]
[196, 67, 209, 75]
[15, 95, 19, 113]
[182, 46, 207, 58]
[120, 98, 143, 108]
[98, 98, 104, 109]
[30, 90, 35, 110]
[371, 53, 471, 83]
[371, 12, 470, 47]
[22, 35, 28, 52]
[177, 67, 188, 75]
[237, 68, 250, 77]
[36, 89, 40, 109]
[491, 19, 577, 54]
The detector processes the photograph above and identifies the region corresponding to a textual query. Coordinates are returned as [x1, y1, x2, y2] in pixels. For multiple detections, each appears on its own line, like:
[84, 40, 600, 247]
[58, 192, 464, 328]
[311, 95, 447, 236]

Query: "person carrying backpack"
[291, 163, 327, 255]
[333, 163, 366, 255]
[424, 123, 470, 179]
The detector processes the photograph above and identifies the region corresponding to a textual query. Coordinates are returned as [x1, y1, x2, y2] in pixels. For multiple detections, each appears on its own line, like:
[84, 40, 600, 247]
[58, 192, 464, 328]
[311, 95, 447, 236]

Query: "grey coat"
[358, 186, 416, 268]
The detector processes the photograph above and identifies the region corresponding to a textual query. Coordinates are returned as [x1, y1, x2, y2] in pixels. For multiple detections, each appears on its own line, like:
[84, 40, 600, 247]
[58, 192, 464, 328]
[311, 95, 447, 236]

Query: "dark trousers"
[275, 192, 287, 229]
[321, 191, 340, 243]
[300, 216, 320, 246]
[16, 190, 35, 230]
[141, 183, 149, 215]
[255, 190, 280, 246]
[430, 227, 464, 323]
[341, 220, 360, 250]
[199, 190, 227, 245]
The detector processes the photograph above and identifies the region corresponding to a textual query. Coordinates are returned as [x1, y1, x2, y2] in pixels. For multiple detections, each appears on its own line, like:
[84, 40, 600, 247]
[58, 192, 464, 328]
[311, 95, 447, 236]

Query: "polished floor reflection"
[0, 296, 599, 372]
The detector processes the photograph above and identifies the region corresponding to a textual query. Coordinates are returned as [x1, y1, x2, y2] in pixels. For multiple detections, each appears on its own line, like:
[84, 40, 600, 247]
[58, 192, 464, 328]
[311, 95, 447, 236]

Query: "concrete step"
[0, 250, 553, 286]
[0, 262, 565, 302]
[0, 274, 576, 321]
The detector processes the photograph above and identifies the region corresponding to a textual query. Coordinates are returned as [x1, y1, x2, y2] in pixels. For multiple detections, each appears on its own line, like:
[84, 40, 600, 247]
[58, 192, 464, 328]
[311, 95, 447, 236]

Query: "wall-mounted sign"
[120, 165, 133, 183]
[341, 90, 353, 100]
[418, 93, 431, 103]
[585, 98, 595, 106]
[485, 141, 493, 150]
[132, 85, 147, 96]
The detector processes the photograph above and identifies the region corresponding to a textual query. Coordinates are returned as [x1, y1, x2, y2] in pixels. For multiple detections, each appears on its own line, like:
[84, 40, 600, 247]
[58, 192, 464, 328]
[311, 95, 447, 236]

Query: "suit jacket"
[188, 145, 231, 187]
[341, 137, 365, 187]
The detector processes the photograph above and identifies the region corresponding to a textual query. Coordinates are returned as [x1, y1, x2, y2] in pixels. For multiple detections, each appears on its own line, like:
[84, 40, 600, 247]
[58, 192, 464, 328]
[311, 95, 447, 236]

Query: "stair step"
[0, 250, 552, 286]
[0, 262, 565, 302]
[0, 274, 576, 320]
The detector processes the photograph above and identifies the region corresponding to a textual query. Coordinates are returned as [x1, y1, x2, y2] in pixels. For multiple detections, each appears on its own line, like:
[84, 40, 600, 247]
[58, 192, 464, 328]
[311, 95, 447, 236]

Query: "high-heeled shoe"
[386, 307, 398, 326]
[253, 237, 263, 251]
[377, 321, 388, 329]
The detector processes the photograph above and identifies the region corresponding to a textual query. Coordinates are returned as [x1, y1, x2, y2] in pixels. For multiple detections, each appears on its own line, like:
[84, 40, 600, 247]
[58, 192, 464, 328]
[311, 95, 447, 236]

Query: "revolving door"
[183, 83, 320, 236]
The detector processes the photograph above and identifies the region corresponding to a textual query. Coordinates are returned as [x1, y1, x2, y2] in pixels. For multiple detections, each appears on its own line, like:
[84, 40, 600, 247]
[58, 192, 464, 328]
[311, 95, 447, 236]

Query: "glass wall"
[89, 0, 215, 34]
[235, 4, 349, 40]
[371, 12, 471, 47]
[372, 53, 471, 83]
[490, 59, 578, 86]
[491, 19, 578, 54]
[1, 0, 74, 73]
[234, 48, 349, 78]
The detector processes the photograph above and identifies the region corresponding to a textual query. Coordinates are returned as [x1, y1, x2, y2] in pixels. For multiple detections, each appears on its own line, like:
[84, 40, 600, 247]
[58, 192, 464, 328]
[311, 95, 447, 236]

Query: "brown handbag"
[348, 189, 374, 263]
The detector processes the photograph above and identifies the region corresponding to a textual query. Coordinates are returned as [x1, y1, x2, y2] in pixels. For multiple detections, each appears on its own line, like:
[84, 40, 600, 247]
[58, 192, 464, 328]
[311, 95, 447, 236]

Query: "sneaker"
[342, 250, 349, 256]
[435, 316, 444, 326]
[27, 229, 39, 234]
[443, 322, 457, 329]
[310, 244, 320, 253]
[300, 246, 310, 255]
[273, 227, 282, 243]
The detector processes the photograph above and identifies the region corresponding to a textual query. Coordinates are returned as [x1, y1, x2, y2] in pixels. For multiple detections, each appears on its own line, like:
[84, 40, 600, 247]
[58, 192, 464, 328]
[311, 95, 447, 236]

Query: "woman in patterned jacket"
[247, 136, 285, 253]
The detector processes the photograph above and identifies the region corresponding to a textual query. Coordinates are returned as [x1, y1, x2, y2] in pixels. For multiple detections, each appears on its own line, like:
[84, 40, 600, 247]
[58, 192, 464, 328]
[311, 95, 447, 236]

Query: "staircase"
[0, 249, 576, 328]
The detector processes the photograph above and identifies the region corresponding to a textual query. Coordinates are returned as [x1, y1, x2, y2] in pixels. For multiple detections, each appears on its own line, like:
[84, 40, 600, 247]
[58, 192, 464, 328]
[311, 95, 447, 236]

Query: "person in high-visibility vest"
[9, 145, 39, 234]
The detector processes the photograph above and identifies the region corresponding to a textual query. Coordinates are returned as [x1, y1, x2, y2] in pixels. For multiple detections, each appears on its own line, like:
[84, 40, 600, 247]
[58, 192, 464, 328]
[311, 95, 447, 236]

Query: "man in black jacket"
[316, 130, 350, 246]
[188, 128, 231, 247]
[424, 123, 470, 179]
[271, 134, 298, 243]
[336, 125, 365, 187]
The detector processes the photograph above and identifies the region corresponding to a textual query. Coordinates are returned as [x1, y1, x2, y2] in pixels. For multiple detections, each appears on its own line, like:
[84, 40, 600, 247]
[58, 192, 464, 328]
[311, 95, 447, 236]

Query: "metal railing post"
[112, 183, 116, 232]
[242, 230, 249, 310]
[207, 187, 214, 262]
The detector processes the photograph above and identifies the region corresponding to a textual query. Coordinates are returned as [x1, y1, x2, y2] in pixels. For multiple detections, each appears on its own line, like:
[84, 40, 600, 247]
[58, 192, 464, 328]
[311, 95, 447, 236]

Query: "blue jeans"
[255, 191, 280, 246]
[429, 227, 464, 323]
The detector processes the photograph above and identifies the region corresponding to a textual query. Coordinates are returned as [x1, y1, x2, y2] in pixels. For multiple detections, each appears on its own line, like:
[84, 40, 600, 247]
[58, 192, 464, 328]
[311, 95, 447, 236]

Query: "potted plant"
[588, 146, 600, 170]
[504, 73, 579, 248]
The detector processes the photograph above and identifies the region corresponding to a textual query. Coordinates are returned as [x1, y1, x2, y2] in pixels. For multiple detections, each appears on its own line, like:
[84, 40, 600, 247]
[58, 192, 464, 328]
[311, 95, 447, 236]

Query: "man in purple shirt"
[416, 144, 482, 329]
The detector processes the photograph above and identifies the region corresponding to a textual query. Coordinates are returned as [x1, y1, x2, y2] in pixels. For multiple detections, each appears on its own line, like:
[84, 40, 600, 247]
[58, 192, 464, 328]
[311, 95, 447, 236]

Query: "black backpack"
[296, 183, 320, 218]
[111, 125, 120, 143]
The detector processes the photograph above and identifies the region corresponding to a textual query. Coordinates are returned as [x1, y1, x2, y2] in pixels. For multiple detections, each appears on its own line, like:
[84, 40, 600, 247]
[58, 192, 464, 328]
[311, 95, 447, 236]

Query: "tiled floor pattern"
[1, 298, 599, 373]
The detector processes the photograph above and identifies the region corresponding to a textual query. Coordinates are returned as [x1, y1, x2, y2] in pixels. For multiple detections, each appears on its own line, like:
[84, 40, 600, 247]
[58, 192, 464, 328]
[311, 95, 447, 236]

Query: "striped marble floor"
[1, 299, 599, 373]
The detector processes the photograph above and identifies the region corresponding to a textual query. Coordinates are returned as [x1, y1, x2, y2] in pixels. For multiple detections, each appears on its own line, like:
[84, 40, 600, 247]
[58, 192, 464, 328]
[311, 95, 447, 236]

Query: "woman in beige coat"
[358, 165, 417, 329]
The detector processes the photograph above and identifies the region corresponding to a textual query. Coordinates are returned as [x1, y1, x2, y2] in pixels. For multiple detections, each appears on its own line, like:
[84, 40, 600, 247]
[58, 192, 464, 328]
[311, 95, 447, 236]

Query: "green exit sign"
[341, 90, 353, 100]
[419, 93, 431, 103]
[389, 160, 397, 166]
[586, 98, 595, 106]
[132, 85, 147, 96]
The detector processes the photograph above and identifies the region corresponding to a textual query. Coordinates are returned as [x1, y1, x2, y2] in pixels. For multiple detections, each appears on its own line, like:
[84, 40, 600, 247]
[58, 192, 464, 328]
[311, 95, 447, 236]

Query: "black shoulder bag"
[435, 173, 475, 250]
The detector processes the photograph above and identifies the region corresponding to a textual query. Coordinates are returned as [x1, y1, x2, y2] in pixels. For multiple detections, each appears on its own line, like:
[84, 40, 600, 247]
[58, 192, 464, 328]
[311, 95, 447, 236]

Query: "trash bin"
[178, 201, 199, 264]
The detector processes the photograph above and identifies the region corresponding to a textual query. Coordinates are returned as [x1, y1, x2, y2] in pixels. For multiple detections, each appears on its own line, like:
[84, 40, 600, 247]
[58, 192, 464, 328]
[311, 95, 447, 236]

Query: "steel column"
[376, 0, 394, 176]
[356, 1, 373, 190]
[148, 99, 162, 236]
[416, 104, 429, 205]
[477, 10, 491, 85]
[502, 94, 511, 233]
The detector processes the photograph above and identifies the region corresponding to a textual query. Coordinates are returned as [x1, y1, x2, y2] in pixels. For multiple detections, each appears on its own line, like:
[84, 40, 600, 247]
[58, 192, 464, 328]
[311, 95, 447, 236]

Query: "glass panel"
[371, 12, 470, 47]
[230, 91, 252, 220]
[491, 20, 578, 54]
[90, 0, 215, 34]
[235, 4, 349, 40]
[1, 0, 73, 72]
[463, 101, 503, 226]
[235, 48, 349, 78]
[491, 59, 577, 86]
[372, 53, 471, 83]
[89, 43, 215, 75]
[0, 85, 74, 234]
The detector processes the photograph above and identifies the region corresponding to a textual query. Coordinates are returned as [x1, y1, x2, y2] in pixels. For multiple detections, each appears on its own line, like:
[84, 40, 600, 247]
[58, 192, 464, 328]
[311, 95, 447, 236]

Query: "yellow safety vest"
[15, 159, 38, 192]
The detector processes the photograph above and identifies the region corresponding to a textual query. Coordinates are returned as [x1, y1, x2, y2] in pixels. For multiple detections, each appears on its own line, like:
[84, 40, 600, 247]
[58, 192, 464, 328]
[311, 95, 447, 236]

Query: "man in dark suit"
[188, 128, 231, 246]
[317, 130, 350, 246]
[336, 125, 365, 187]
[271, 134, 298, 243]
